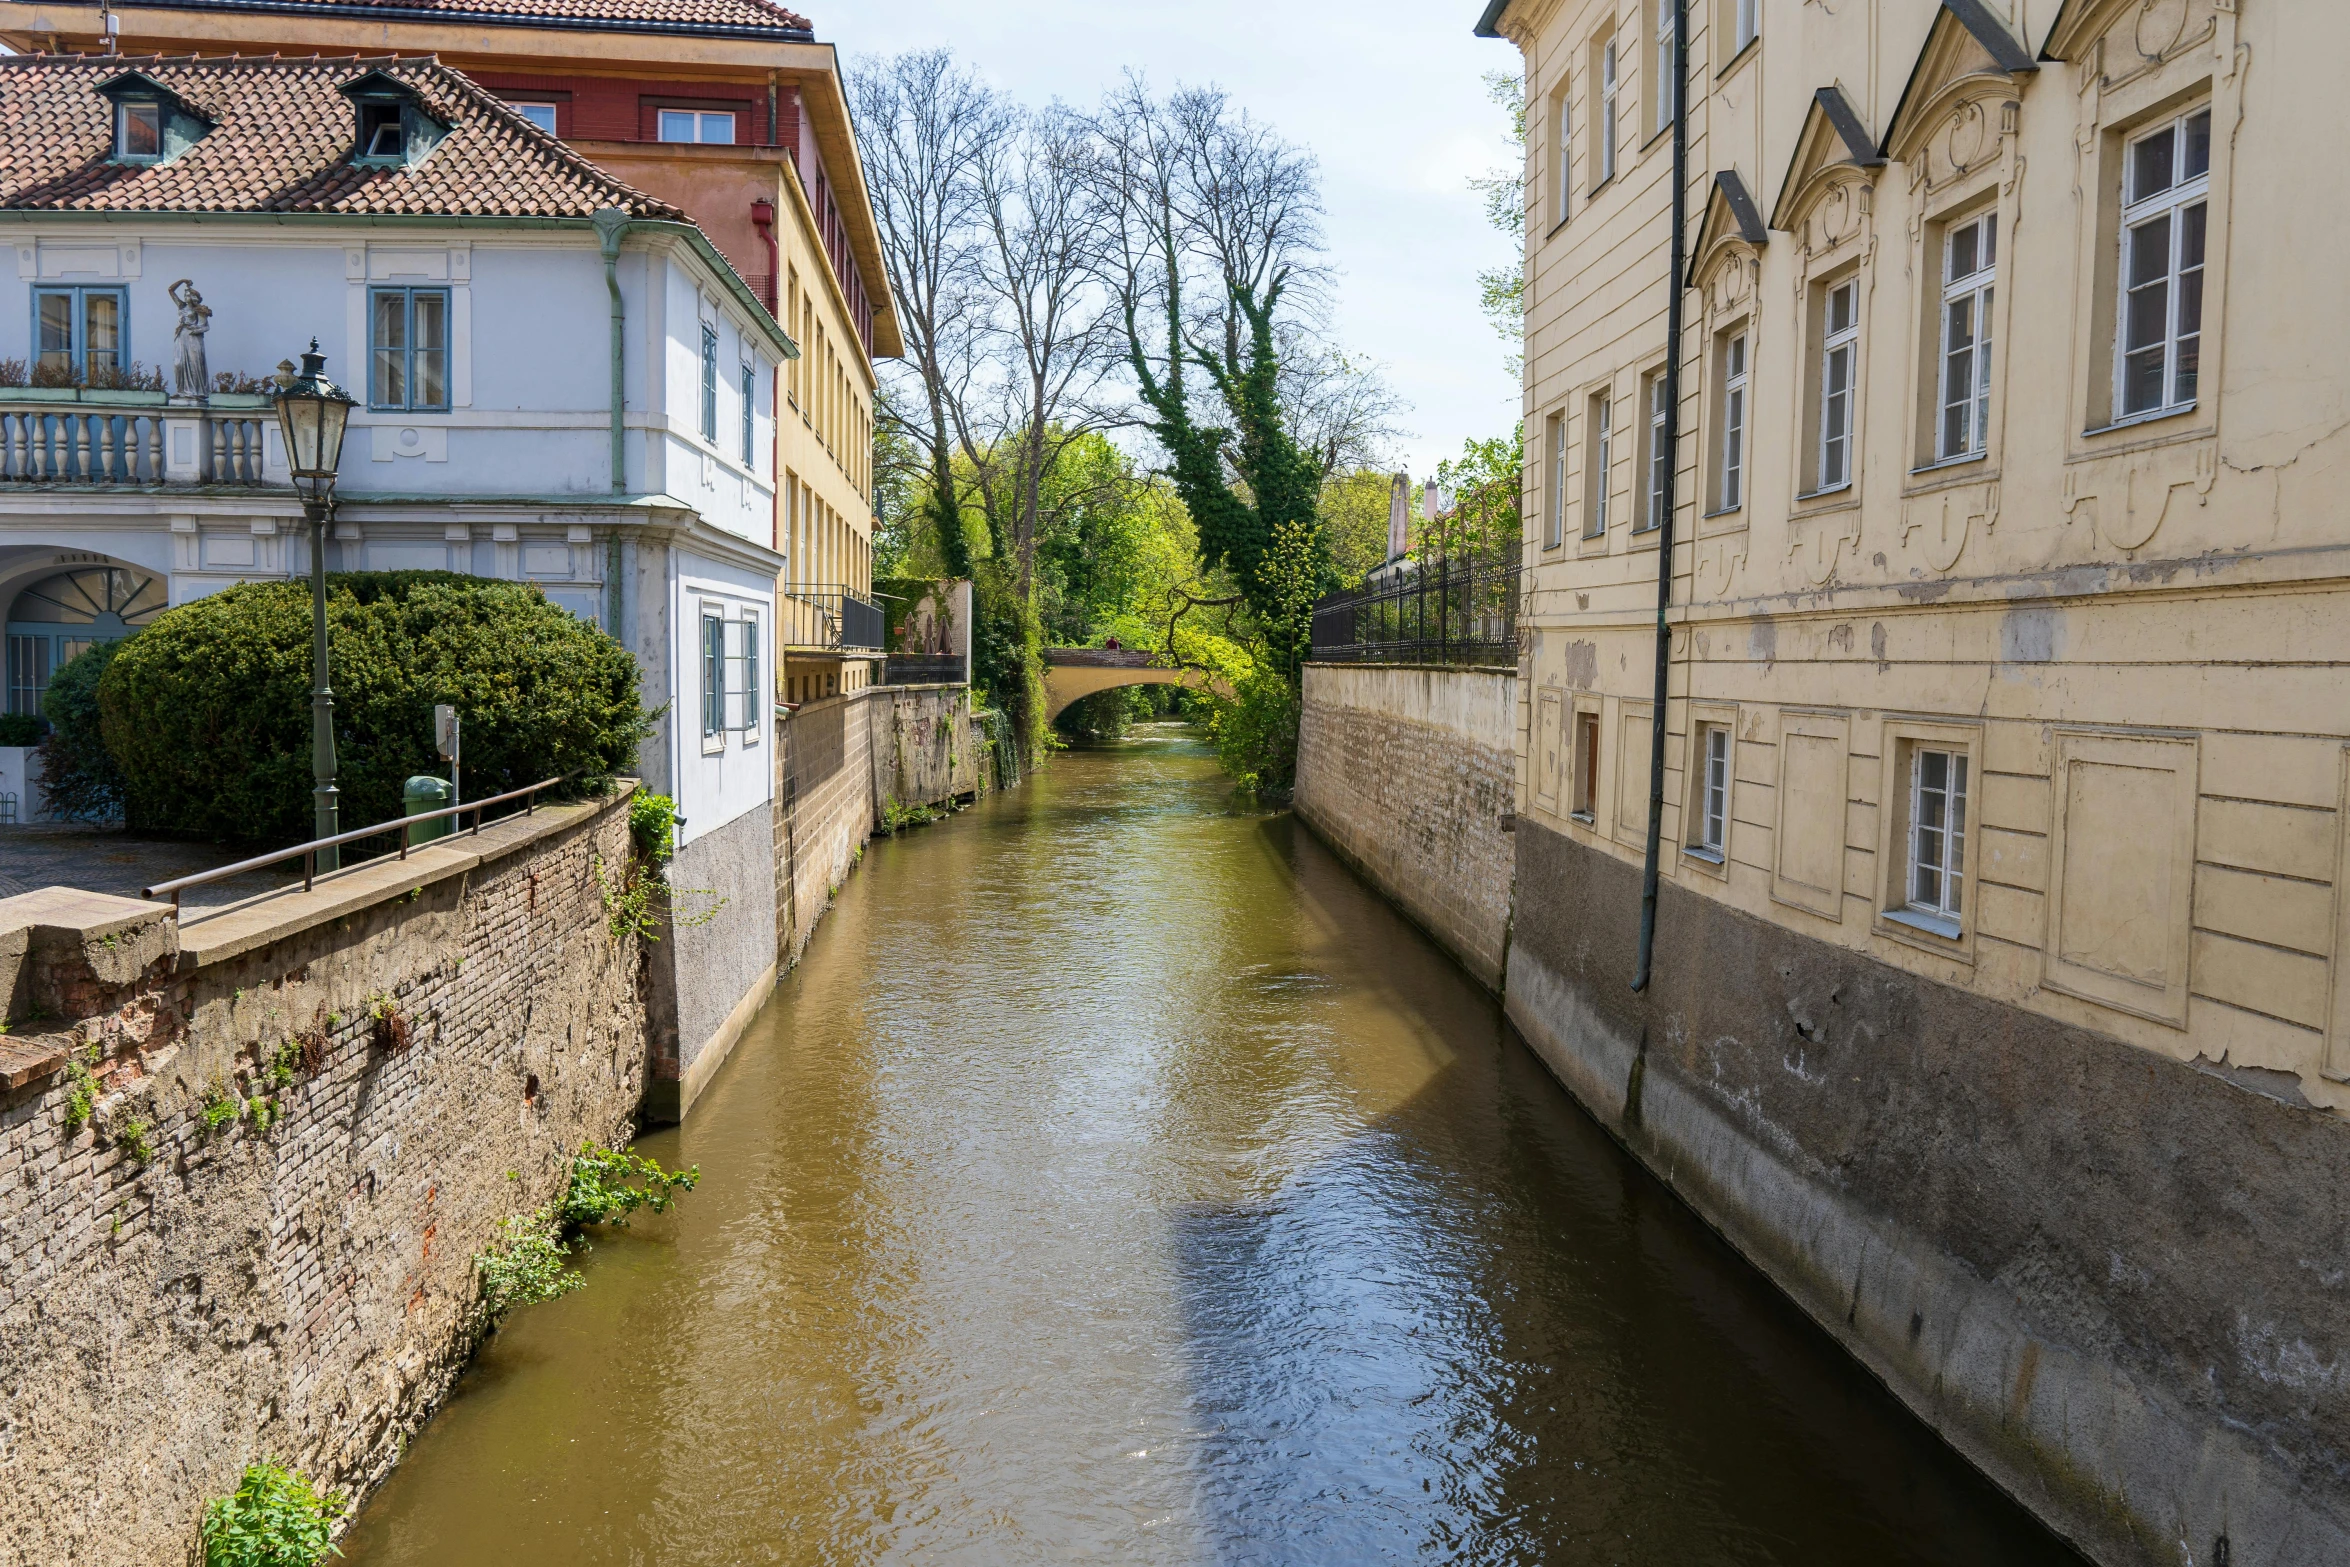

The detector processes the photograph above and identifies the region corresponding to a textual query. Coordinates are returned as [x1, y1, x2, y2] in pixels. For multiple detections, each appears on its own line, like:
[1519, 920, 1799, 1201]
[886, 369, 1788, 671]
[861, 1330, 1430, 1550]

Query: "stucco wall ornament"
[167, 279, 210, 397]
[2136, 0, 2190, 59]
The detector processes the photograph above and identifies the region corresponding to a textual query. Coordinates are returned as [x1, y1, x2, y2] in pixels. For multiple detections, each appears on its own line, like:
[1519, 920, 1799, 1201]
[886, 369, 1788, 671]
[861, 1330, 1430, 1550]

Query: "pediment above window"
[2042, 0, 2224, 67]
[1687, 170, 1767, 291]
[1769, 87, 1884, 237]
[1883, 2, 2036, 171]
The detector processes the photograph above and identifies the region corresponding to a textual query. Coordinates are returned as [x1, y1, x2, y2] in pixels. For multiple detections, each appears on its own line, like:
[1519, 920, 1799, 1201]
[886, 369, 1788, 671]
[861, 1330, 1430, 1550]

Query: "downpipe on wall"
[1632, 0, 1689, 994]
[593, 206, 630, 496]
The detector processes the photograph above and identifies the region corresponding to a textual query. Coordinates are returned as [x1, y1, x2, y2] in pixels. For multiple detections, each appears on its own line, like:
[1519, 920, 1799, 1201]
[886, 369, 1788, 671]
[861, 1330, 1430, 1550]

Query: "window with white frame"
[1939, 212, 1996, 461]
[1654, 0, 1676, 137]
[510, 101, 559, 135]
[725, 612, 761, 737]
[2117, 105, 2210, 421]
[116, 100, 162, 162]
[700, 611, 726, 738]
[1734, 0, 1759, 53]
[1718, 330, 1748, 509]
[1551, 85, 1572, 225]
[1598, 36, 1619, 185]
[1545, 411, 1566, 549]
[700, 323, 720, 443]
[368, 287, 449, 411]
[1640, 373, 1669, 531]
[659, 108, 735, 144]
[1690, 723, 1729, 855]
[1586, 392, 1612, 537]
[740, 361, 757, 466]
[1907, 746, 1968, 922]
[1817, 278, 1858, 491]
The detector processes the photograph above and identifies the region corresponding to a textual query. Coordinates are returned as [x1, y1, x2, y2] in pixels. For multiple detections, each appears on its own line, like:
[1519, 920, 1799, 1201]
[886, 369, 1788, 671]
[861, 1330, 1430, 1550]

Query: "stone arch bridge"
[1041, 648, 1232, 722]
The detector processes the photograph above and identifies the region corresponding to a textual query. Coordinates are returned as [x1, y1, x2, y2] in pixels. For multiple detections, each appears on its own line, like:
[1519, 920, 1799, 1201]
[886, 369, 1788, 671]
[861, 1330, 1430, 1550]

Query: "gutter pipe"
[592, 206, 630, 496]
[1632, 0, 1688, 994]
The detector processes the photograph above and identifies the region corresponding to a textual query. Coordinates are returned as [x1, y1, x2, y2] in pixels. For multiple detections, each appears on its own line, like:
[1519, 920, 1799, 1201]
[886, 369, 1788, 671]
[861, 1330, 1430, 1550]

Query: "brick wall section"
[1294, 665, 1517, 990]
[0, 793, 648, 1565]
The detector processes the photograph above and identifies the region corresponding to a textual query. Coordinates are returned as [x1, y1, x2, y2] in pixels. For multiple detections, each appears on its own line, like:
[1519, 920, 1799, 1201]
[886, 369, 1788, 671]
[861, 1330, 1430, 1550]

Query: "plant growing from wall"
[879, 797, 938, 836]
[474, 1209, 584, 1324]
[198, 1460, 344, 1567]
[61, 1045, 101, 1132]
[558, 1142, 699, 1228]
[202, 1083, 242, 1135]
[596, 793, 723, 944]
[117, 1117, 155, 1164]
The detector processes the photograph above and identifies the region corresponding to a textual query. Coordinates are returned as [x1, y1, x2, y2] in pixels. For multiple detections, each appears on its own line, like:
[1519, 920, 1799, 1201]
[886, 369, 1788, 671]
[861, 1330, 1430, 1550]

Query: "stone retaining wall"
[0, 791, 648, 1566]
[1294, 664, 1517, 989]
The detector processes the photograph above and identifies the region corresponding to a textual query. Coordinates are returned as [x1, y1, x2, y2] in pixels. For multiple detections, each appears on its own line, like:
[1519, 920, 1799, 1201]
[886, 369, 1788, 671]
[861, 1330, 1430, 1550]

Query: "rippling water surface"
[342, 727, 2082, 1566]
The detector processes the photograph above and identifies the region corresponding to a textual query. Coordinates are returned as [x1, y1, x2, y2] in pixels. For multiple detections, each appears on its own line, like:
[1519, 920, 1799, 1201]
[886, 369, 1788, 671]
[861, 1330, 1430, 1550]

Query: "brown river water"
[341, 726, 2084, 1566]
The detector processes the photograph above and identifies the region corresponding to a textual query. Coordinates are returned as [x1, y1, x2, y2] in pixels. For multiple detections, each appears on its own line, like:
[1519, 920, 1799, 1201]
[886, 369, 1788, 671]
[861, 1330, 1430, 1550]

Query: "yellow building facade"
[1495, 0, 2350, 1110]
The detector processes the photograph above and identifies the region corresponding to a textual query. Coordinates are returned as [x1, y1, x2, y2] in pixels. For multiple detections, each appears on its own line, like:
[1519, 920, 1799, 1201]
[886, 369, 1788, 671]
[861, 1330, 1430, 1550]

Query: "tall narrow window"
[1735, 0, 1760, 52]
[2118, 105, 2210, 420]
[1573, 710, 1601, 819]
[7, 636, 49, 719]
[1599, 38, 1619, 184]
[700, 323, 719, 443]
[1909, 747, 1969, 922]
[701, 612, 726, 739]
[1817, 279, 1858, 491]
[1545, 411, 1566, 549]
[1939, 213, 1996, 460]
[1586, 393, 1613, 538]
[368, 287, 448, 411]
[1654, 0, 1676, 137]
[741, 361, 757, 465]
[740, 611, 761, 737]
[1551, 86, 1572, 224]
[1641, 373, 1669, 531]
[1719, 331, 1748, 509]
[1691, 724, 1729, 855]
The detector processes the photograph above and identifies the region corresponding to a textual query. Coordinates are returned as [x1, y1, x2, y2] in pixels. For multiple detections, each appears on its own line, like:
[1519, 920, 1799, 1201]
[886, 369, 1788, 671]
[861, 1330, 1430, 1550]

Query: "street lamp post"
[271, 339, 356, 869]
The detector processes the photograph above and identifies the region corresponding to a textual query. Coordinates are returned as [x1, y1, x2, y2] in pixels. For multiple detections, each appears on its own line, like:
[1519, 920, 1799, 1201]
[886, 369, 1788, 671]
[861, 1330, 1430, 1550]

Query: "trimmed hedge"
[39, 640, 127, 823]
[100, 572, 651, 844]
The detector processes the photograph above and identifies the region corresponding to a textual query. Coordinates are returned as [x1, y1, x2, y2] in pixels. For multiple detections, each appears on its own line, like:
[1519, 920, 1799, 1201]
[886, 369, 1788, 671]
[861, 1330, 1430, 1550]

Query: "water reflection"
[341, 727, 2080, 1566]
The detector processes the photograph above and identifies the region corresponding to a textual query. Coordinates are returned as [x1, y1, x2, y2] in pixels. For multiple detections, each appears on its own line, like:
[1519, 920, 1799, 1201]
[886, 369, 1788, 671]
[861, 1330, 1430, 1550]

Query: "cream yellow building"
[1474, 0, 2350, 1559]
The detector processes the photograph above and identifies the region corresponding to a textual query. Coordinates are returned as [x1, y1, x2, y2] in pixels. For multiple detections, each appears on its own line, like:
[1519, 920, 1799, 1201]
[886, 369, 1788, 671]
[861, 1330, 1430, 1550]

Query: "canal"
[343, 726, 2083, 1566]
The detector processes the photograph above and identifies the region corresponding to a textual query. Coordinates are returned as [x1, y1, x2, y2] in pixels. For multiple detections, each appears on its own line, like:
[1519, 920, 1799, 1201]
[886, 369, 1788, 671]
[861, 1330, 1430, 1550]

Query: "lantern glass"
[271, 340, 356, 486]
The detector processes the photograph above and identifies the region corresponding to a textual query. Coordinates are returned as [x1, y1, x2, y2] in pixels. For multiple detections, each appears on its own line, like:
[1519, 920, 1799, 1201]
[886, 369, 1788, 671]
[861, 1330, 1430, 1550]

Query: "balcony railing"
[1309, 538, 1523, 668]
[780, 584, 884, 652]
[0, 391, 279, 486]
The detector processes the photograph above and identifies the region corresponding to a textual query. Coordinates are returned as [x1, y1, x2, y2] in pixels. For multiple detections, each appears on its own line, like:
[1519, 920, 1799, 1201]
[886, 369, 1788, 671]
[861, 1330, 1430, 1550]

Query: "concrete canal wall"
[0, 792, 648, 1566]
[1294, 664, 1516, 990]
[1294, 668, 2350, 1566]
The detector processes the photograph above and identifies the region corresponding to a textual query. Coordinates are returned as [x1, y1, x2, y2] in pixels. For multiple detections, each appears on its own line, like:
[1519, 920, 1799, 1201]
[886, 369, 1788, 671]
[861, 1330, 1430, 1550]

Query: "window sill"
[1882, 906, 1962, 942]
[1700, 504, 1744, 521]
[1716, 36, 1760, 80]
[1794, 483, 1854, 504]
[1587, 172, 1616, 201]
[1546, 214, 1572, 241]
[1909, 452, 1988, 478]
[2082, 402, 2198, 440]
[1683, 845, 1725, 865]
[1570, 810, 1596, 827]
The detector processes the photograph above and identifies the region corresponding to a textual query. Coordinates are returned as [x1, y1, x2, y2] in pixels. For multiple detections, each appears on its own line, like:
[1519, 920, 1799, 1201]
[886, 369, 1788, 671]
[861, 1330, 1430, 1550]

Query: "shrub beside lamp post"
[271, 340, 356, 870]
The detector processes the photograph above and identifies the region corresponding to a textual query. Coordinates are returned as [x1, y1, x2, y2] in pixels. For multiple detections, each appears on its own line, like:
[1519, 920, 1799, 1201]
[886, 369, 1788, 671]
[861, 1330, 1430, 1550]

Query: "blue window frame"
[33, 287, 127, 381]
[368, 287, 450, 411]
[739, 361, 756, 466]
[700, 323, 719, 443]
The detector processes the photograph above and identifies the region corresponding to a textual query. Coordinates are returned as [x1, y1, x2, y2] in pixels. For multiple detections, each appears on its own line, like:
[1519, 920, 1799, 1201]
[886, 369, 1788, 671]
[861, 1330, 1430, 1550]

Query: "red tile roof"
[0, 54, 690, 219]
[118, 0, 814, 38]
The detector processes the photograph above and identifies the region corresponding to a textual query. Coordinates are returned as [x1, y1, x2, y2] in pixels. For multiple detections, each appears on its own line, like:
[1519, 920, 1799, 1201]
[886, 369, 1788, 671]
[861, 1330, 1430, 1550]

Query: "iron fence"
[781, 584, 885, 652]
[1309, 537, 1523, 667]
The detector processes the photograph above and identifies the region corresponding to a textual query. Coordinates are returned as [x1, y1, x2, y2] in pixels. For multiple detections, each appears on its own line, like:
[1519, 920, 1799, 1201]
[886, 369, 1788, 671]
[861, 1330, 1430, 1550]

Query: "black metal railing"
[781, 584, 885, 652]
[884, 654, 965, 685]
[1310, 537, 1522, 667]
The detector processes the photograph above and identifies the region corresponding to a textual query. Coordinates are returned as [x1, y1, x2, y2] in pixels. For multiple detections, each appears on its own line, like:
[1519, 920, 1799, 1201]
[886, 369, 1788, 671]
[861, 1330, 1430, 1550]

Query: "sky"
[823, 0, 1524, 482]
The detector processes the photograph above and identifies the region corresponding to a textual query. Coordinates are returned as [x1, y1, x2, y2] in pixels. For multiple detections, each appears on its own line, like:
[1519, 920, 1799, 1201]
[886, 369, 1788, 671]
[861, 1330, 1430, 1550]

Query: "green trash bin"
[404, 776, 453, 845]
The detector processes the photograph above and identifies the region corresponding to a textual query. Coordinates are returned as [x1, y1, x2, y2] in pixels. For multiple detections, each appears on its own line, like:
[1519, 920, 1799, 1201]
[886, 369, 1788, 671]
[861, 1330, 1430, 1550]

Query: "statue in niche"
[167, 279, 210, 396]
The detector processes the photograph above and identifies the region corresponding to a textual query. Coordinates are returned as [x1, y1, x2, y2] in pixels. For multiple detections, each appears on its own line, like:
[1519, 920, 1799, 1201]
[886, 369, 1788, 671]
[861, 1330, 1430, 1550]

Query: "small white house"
[0, 52, 798, 1085]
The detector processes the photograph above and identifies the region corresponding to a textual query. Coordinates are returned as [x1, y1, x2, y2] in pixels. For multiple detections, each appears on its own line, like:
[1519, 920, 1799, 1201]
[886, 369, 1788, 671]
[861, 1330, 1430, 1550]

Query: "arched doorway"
[6, 564, 166, 716]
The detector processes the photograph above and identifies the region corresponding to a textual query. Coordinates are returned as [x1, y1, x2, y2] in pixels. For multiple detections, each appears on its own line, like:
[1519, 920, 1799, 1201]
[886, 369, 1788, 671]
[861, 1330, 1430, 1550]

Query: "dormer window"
[359, 99, 405, 160]
[116, 100, 161, 161]
[96, 71, 210, 165]
[338, 71, 448, 170]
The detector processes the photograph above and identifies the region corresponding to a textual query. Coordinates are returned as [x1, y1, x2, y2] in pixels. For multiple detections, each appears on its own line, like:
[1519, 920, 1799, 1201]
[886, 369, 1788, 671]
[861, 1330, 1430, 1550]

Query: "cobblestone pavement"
[0, 826, 301, 914]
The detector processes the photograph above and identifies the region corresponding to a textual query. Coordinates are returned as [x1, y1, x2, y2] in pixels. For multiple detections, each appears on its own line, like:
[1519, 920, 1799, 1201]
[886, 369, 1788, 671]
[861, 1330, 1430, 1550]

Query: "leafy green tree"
[1469, 68, 1528, 377]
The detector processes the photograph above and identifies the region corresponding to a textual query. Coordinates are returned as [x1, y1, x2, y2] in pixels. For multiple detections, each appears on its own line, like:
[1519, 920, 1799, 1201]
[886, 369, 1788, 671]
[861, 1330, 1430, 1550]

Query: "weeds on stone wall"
[474, 1143, 700, 1328]
[117, 1117, 155, 1165]
[879, 797, 939, 836]
[199, 1460, 344, 1566]
[595, 793, 726, 944]
[201, 1084, 241, 1136]
[61, 1045, 101, 1132]
[364, 992, 410, 1054]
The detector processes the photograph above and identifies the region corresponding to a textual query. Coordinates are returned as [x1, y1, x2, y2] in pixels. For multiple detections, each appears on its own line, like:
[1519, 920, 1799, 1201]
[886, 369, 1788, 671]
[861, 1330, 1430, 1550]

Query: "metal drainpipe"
[592, 207, 630, 496]
[1632, 0, 1689, 994]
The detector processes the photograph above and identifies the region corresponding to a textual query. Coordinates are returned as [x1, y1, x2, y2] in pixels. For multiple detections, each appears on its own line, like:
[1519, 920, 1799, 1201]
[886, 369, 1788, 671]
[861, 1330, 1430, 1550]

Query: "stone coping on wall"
[1302, 661, 1519, 674]
[0, 784, 636, 1091]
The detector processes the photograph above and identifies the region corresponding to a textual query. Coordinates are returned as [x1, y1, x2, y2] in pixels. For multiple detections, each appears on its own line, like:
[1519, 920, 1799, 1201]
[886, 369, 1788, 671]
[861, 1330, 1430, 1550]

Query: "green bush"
[558, 1141, 698, 1228]
[38, 640, 127, 822]
[628, 791, 679, 866]
[199, 1461, 343, 1567]
[1207, 667, 1301, 800]
[475, 1209, 584, 1323]
[98, 573, 650, 844]
[0, 711, 42, 746]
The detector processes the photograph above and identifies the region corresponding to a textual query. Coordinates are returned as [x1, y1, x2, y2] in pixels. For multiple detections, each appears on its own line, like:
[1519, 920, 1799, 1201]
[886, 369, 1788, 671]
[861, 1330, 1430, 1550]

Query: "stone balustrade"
[0, 390, 280, 486]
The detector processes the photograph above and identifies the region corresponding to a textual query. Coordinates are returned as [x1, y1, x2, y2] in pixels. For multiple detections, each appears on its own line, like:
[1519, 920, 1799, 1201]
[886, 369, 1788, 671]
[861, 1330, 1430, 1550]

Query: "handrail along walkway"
[140, 775, 577, 912]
